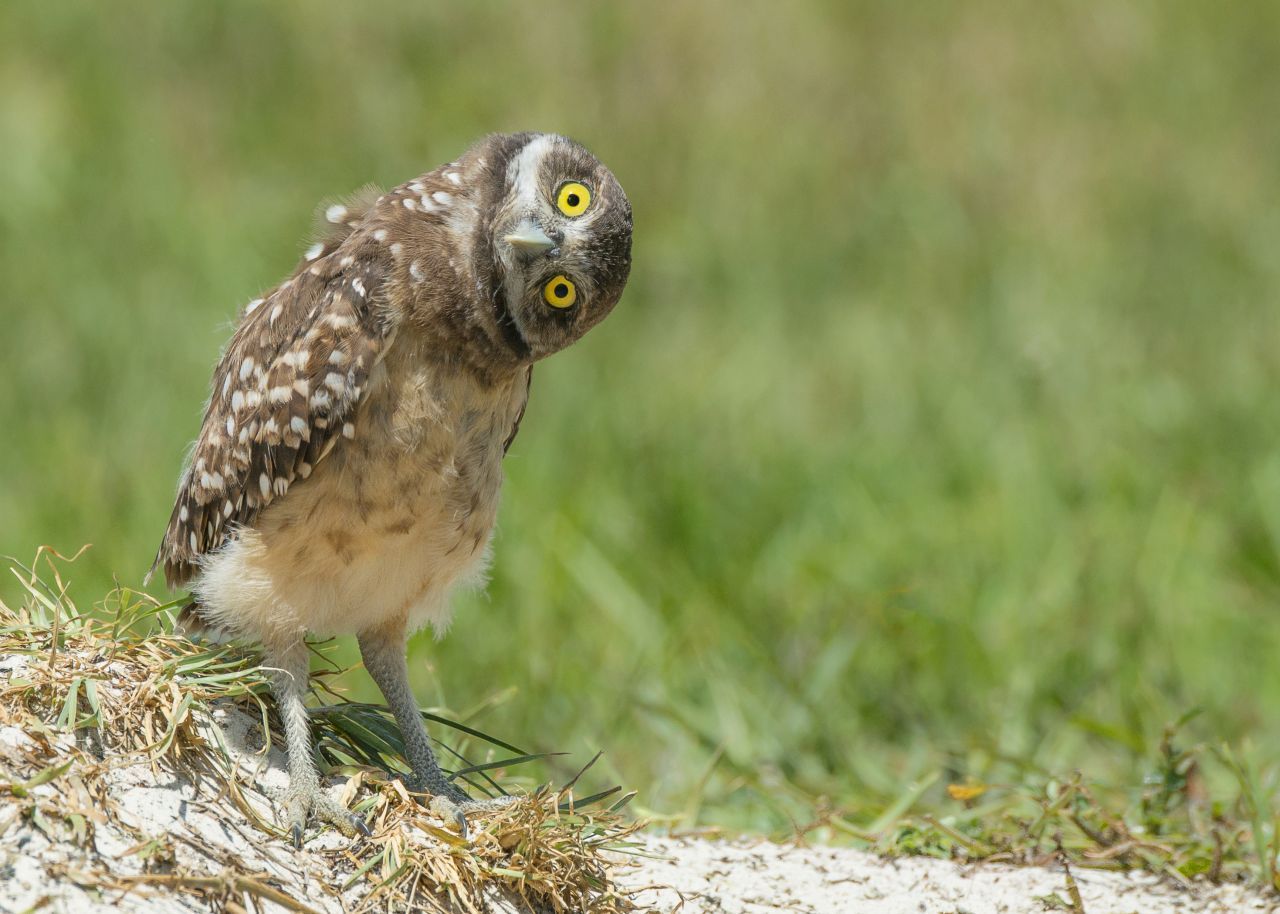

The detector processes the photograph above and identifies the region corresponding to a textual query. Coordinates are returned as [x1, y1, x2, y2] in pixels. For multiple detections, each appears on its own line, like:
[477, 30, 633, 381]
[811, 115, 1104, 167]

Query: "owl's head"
[473, 133, 632, 362]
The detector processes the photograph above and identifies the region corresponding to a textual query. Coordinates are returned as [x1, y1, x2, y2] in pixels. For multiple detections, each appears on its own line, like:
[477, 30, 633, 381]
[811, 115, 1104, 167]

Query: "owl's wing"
[150, 245, 395, 588]
[503, 365, 533, 454]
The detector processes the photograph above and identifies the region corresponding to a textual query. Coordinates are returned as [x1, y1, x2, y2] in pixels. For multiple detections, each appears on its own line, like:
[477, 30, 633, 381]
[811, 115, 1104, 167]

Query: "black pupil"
[566, 193, 580, 207]
[554, 283, 569, 299]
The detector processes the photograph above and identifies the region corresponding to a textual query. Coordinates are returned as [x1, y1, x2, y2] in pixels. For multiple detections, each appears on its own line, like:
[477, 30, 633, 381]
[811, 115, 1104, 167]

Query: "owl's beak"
[503, 221, 556, 256]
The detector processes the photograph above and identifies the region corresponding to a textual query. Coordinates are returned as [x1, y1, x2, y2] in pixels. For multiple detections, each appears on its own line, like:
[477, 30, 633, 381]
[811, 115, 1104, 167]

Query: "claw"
[454, 808, 469, 840]
[282, 781, 364, 847]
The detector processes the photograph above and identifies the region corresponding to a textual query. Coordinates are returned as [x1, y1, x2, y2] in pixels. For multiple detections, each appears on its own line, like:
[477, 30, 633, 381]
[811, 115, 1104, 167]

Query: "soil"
[1, 691, 1274, 914]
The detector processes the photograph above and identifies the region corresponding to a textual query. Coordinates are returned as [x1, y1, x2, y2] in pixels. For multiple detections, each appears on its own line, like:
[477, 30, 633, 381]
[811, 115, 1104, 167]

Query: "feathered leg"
[269, 638, 369, 847]
[357, 618, 512, 838]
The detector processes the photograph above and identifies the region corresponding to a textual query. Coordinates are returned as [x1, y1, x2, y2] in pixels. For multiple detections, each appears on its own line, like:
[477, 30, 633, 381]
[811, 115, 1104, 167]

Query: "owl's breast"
[197, 353, 529, 641]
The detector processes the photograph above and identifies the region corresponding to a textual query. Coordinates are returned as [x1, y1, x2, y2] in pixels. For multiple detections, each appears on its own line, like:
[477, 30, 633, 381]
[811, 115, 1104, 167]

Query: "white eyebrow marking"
[499, 133, 561, 342]
[507, 133, 557, 208]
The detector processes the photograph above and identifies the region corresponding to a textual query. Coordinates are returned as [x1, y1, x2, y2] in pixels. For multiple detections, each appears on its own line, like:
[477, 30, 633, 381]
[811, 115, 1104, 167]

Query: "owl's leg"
[357, 620, 514, 838]
[269, 639, 370, 848]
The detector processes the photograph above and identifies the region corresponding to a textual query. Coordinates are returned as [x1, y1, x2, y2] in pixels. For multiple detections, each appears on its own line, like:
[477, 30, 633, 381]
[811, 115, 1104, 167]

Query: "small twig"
[116, 872, 323, 914]
[921, 814, 993, 857]
[1059, 851, 1086, 914]
[1208, 826, 1224, 884]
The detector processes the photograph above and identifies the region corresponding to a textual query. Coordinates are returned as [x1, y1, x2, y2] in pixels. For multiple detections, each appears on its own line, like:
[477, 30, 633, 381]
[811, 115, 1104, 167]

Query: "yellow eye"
[556, 181, 591, 217]
[543, 275, 577, 309]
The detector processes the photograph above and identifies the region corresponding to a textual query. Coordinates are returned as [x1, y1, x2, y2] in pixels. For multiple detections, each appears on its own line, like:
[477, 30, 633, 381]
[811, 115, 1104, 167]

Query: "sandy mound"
[2, 701, 1271, 913]
[0, 602, 1272, 914]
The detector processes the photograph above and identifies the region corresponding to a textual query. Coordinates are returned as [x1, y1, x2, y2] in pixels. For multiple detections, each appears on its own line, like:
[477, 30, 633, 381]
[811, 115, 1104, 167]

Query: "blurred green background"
[3, 1, 1280, 832]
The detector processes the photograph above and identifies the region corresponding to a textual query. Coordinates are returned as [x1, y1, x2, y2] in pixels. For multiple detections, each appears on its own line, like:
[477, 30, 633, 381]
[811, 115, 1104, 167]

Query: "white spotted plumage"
[151, 205, 399, 586]
[149, 133, 631, 846]
[151, 130, 630, 611]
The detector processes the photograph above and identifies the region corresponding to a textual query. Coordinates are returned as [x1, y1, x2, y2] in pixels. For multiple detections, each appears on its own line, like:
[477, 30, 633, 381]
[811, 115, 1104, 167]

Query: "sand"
[0, 683, 1273, 914]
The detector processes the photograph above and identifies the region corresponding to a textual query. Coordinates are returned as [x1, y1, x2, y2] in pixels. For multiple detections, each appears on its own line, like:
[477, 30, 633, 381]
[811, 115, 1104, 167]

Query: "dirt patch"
[1, 617, 1274, 914]
[621, 836, 1276, 913]
[3, 706, 1273, 914]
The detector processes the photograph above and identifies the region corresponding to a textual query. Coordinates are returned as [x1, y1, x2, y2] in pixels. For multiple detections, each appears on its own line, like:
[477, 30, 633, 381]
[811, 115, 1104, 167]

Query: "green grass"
[0, 553, 639, 912]
[3, 0, 1280, 853]
[5, 553, 1278, 891]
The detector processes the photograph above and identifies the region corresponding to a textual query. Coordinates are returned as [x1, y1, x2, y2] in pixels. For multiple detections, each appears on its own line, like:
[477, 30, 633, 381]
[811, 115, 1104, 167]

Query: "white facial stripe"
[506, 133, 558, 217]
[500, 134, 562, 342]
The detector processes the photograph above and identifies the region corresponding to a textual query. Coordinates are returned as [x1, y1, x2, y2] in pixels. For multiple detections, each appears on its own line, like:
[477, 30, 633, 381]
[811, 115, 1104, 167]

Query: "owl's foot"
[429, 792, 519, 840]
[411, 777, 517, 839]
[283, 781, 371, 849]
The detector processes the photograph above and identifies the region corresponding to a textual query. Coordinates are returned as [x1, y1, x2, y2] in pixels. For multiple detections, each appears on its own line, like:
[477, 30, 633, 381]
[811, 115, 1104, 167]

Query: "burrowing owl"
[149, 132, 632, 844]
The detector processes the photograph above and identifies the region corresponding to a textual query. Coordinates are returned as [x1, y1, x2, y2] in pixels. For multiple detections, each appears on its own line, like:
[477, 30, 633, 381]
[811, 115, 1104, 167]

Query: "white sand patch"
[620, 836, 1277, 914]
[0, 683, 1273, 914]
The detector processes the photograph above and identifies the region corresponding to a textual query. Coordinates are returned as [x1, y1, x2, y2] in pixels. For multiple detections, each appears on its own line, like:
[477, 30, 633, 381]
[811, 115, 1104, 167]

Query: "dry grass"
[0, 547, 641, 913]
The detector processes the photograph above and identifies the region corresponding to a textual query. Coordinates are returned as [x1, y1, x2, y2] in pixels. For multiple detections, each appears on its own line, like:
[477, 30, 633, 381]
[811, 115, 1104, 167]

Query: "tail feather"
[175, 599, 233, 644]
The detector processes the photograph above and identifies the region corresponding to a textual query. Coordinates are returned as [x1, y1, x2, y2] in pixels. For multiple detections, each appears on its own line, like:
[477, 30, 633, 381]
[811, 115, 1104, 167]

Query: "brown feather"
[150, 239, 396, 588]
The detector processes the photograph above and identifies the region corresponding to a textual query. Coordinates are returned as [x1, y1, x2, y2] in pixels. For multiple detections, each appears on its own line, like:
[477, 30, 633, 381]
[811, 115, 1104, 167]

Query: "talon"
[455, 809, 469, 840]
[282, 781, 362, 846]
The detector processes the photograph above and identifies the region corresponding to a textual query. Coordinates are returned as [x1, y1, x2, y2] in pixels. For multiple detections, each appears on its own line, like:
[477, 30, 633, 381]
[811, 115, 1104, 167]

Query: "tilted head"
[469, 133, 632, 362]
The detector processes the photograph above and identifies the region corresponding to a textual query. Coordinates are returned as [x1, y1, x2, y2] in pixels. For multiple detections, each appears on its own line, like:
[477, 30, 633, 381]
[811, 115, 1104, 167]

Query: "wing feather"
[503, 365, 533, 454]
[151, 245, 394, 588]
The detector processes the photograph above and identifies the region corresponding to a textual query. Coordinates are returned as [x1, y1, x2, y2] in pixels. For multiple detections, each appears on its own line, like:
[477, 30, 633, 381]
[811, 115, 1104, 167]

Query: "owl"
[149, 132, 632, 845]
